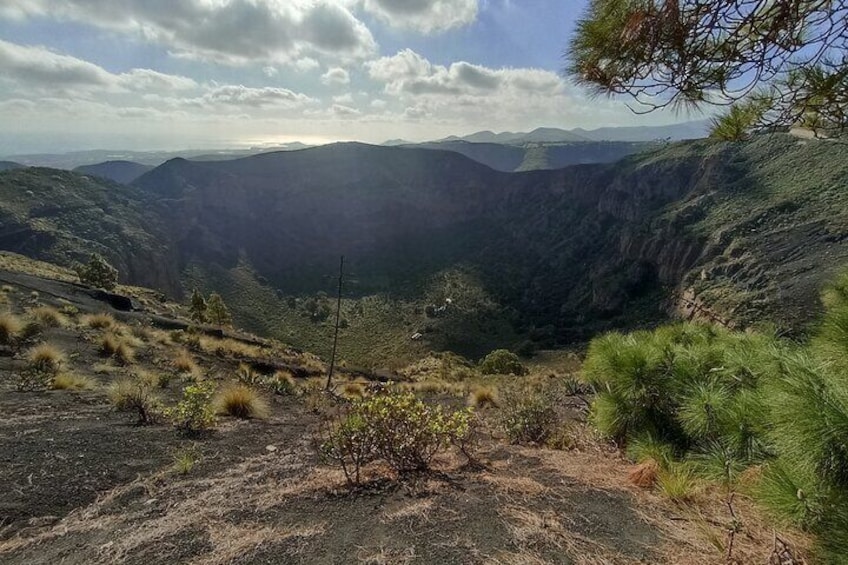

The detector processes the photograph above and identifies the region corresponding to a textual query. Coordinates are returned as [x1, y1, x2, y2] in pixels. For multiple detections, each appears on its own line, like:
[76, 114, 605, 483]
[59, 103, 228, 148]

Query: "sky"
[0, 0, 703, 155]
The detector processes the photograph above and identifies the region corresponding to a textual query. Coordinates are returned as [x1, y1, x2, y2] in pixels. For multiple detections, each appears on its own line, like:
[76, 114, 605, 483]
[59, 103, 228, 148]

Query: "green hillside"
[0, 167, 180, 293]
[1, 135, 847, 365]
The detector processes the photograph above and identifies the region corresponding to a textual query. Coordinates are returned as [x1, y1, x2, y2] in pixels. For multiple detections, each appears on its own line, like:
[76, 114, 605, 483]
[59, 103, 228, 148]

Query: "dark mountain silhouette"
[74, 160, 154, 184]
[0, 161, 25, 171]
[2, 135, 847, 357]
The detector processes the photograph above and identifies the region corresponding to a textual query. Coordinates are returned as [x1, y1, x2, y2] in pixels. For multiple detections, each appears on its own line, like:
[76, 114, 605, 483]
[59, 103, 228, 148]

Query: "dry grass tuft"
[198, 336, 265, 359]
[52, 373, 97, 391]
[172, 349, 200, 375]
[0, 312, 22, 345]
[215, 383, 269, 419]
[99, 332, 135, 365]
[30, 306, 66, 328]
[628, 459, 660, 489]
[27, 343, 66, 374]
[341, 382, 365, 399]
[468, 386, 498, 408]
[382, 499, 435, 523]
[656, 464, 699, 504]
[83, 312, 115, 329]
[415, 380, 446, 394]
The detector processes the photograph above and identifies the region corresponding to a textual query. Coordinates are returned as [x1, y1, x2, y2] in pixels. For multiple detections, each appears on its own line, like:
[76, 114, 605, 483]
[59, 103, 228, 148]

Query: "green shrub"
[479, 349, 528, 376]
[171, 445, 202, 475]
[583, 301, 848, 560]
[318, 412, 377, 485]
[318, 390, 473, 484]
[76, 254, 118, 290]
[268, 371, 297, 395]
[499, 387, 557, 444]
[166, 381, 218, 433]
[583, 323, 771, 451]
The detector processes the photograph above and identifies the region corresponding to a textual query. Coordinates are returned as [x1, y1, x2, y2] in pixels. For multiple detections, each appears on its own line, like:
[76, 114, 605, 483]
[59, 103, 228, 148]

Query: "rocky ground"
[0, 264, 809, 564]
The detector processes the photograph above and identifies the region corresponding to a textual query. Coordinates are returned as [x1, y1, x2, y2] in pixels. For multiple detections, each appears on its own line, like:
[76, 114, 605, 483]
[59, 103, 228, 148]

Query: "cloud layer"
[0, 1, 694, 153]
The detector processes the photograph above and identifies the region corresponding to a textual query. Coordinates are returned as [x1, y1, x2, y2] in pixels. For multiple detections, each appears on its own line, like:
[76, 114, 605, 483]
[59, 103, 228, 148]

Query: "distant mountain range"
[0, 161, 25, 172]
[432, 120, 709, 145]
[74, 160, 155, 184]
[407, 140, 656, 172]
[2, 121, 708, 172]
[3, 134, 848, 362]
[2, 143, 311, 171]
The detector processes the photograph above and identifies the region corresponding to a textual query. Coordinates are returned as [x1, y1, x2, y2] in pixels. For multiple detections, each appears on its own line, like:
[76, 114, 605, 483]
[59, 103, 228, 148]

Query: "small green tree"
[479, 349, 528, 376]
[188, 289, 207, 323]
[166, 381, 218, 434]
[76, 254, 118, 290]
[206, 293, 232, 327]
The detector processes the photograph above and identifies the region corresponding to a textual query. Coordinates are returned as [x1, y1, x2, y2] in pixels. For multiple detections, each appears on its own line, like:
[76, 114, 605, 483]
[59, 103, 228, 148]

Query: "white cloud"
[293, 58, 321, 72]
[333, 93, 355, 104]
[1, 0, 378, 65]
[331, 103, 361, 116]
[360, 49, 661, 133]
[0, 39, 114, 89]
[360, 0, 478, 33]
[201, 85, 315, 109]
[367, 49, 563, 97]
[118, 68, 198, 92]
[321, 67, 351, 86]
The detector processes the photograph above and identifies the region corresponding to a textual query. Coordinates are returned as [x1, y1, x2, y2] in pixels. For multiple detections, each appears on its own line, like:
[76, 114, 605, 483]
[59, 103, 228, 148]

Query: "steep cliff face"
[1, 135, 846, 355]
[0, 168, 182, 294]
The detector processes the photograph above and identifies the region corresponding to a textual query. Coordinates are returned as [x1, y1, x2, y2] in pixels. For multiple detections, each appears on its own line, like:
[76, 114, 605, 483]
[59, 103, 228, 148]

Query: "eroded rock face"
[4, 134, 848, 345]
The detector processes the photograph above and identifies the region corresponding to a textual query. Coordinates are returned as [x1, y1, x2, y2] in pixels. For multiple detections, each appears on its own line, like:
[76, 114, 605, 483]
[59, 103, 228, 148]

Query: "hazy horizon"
[0, 0, 707, 155]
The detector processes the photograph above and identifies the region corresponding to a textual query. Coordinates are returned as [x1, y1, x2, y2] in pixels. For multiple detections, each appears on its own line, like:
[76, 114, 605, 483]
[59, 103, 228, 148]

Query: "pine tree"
[206, 293, 232, 328]
[76, 254, 118, 291]
[188, 289, 208, 323]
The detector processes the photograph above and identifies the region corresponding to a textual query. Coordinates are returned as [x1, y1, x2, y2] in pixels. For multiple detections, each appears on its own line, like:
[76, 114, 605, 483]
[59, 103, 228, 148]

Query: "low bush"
[171, 445, 202, 475]
[268, 370, 297, 395]
[108, 378, 160, 425]
[318, 390, 473, 484]
[479, 349, 528, 376]
[166, 381, 218, 434]
[581, 273, 848, 561]
[215, 383, 269, 419]
[499, 387, 557, 444]
[76, 254, 118, 290]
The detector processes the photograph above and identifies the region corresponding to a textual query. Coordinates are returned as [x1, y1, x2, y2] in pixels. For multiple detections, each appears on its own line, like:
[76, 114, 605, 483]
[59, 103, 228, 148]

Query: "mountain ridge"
[2, 134, 846, 362]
